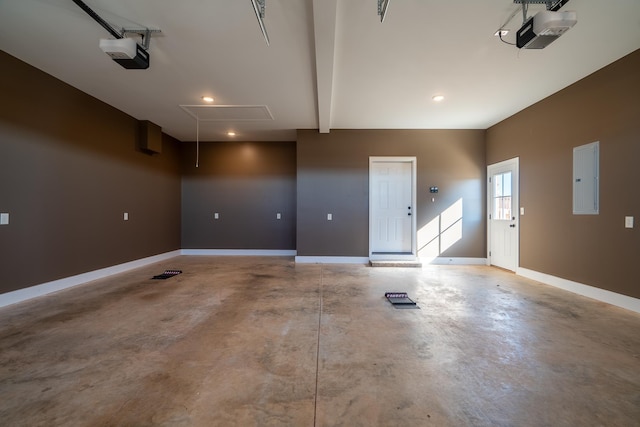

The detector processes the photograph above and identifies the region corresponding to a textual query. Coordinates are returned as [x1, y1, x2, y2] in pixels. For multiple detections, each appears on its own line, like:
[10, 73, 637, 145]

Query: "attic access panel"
[179, 105, 274, 121]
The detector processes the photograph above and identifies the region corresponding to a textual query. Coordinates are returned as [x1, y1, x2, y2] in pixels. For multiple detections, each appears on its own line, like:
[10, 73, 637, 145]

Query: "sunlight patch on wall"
[418, 198, 463, 260]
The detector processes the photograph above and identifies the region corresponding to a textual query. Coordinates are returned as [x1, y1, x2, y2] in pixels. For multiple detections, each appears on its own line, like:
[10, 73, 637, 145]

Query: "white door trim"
[487, 157, 519, 271]
[369, 156, 417, 261]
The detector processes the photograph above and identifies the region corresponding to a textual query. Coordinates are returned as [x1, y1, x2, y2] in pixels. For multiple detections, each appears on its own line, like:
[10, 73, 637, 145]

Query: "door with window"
[488, 158, 519, 271]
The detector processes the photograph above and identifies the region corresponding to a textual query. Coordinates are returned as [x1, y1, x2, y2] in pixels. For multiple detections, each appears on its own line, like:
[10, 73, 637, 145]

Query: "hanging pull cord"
[195, 117, 200, 168]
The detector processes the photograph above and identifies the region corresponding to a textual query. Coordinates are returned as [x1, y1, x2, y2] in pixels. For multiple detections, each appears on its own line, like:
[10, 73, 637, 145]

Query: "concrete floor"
[0, 257, 639, 426]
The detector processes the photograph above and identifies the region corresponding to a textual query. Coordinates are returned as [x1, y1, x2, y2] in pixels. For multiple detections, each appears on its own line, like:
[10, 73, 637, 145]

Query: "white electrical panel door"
[573, 141, 599, 215]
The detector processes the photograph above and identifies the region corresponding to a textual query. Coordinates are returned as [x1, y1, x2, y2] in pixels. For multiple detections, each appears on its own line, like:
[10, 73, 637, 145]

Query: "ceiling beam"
[312, 0, 338, 133]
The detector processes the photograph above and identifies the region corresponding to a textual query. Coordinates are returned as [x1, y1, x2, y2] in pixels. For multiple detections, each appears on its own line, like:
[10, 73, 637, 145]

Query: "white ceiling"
[1, 0, 639, 142]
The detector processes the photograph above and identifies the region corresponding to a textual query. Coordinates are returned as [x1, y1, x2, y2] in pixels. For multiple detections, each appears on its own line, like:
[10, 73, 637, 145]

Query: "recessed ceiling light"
[201, 96, 214, 103]
[432, 95, 445, 102]
[227, 131, 236, 137]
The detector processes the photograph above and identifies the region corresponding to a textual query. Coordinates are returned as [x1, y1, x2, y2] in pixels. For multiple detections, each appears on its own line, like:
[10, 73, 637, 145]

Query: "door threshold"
[369, 253, 418, 262]
[370, 260, 422, 268]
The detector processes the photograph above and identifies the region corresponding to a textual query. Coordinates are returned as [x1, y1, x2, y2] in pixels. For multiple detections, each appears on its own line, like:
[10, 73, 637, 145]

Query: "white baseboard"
[423, 257, 487, 265]
[182, 249, 296, 256]
[295, 256, 370, 264]
[0, 250, 182, 309]
[517, 267, 640, 314]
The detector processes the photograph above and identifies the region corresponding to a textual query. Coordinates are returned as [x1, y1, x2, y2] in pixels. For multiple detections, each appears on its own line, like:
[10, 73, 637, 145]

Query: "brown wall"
[297, 129, 486, 258]
[180, 142, 296, 250]
[0, 51, 182, 294]
[487, 49, 640, 299]
[5, 40, 637, 302]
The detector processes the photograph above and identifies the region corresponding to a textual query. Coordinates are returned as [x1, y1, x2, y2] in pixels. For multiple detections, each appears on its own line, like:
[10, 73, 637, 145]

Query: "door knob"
[510, 224, 516, 228]
[408, 213, 412, 216]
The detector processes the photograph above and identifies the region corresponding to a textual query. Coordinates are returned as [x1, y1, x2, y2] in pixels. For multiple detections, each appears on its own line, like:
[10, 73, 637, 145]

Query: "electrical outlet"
[0, 213, 8, 225]
[276, 213, 281, 220]
[123, 212, 129, 221]
[214, 213, 219, 220]
[625, 216, 634, 229]
[327, 213, 332, 221]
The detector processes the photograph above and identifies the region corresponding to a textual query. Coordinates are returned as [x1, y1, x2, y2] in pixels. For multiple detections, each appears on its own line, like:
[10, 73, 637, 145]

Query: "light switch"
[625, 216, 634, 229]
[276, 213, 281, 220]
[214, 213, 219, 220]
[0, 213, 8, 225]
[123, 212, 129, 221]
[520, 207, 525, 215]
[327, 213, 333, 221]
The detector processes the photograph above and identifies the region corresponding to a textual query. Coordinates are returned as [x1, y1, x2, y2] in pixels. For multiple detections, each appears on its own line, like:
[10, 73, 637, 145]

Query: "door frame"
[487, 157, 520, 271]
[369, 156, 417, 261]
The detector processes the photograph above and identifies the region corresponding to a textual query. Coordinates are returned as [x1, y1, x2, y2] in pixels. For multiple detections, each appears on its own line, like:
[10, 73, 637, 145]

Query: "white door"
[370, 157, 416, 259]
[488, 158, 519, 271]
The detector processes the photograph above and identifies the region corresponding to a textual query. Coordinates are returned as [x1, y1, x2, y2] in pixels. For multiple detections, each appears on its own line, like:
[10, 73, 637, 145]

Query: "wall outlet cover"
[625, 216, 634, 228]
[0, 213, 8, 225]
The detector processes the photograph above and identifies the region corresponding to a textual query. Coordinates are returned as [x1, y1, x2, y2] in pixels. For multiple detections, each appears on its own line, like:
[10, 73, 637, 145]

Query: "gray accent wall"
[487, 49, 640, 299]
[180, 142, 296, 250]
[296, 129, 487, 258]
[0, 51, 182, 294]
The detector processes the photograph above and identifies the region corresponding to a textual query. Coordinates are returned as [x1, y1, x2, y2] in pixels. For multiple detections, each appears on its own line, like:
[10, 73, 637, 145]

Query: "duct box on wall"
[139, 120, 162, 154]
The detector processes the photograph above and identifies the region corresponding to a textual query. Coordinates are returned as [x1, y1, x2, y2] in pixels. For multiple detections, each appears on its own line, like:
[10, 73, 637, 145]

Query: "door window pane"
[493, 172, 512, 220]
